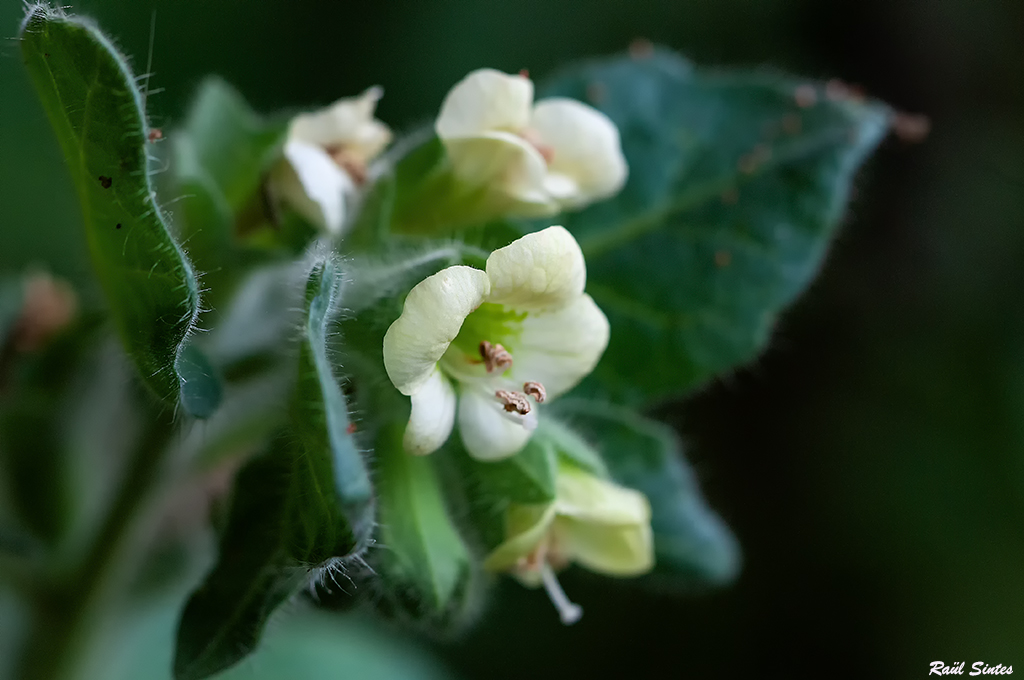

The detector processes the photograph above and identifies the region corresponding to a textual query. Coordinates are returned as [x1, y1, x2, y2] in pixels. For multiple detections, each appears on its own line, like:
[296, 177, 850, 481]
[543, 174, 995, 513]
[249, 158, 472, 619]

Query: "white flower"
[435, 68, 628, 217]
[272, 86, 392, 234]
[483, 462, 654, 624]
[382, 226, 609, 461]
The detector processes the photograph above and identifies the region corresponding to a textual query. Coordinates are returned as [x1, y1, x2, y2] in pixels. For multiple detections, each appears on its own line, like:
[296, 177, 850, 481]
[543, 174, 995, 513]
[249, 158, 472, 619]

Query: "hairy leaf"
[174, 255, 373, 680]
[172, 77, 288, 285]
[553, 400, 741, 588]
[537, 50, 891, 405]
[19, 7, 208, 412]
[373, 426, 476, 629]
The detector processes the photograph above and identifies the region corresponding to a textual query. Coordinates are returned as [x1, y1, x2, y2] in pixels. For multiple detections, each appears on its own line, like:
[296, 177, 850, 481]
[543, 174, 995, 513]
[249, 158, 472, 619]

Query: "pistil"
[539, 562, 583, 625]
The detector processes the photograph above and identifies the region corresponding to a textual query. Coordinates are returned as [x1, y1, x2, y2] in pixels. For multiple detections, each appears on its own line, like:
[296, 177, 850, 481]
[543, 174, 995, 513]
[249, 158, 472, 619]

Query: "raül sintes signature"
[930, 662, 1013, 676]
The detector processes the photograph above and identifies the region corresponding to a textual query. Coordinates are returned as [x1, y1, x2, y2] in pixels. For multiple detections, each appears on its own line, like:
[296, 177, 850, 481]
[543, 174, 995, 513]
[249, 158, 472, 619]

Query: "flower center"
[325, 144, 369, 185]
[519, 127, 555, 164]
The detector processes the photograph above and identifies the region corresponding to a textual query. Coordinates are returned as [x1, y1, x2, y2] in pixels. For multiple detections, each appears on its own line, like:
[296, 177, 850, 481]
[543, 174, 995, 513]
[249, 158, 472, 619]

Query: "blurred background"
[2, 0, 1023, 678]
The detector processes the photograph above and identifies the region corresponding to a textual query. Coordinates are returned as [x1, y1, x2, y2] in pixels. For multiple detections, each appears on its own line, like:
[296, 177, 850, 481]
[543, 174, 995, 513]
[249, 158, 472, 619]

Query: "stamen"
[523, 381, 546, 403]
[479, 340, 513, 373]
[540, 562, 583, 625]
[495, 389, 531, 415]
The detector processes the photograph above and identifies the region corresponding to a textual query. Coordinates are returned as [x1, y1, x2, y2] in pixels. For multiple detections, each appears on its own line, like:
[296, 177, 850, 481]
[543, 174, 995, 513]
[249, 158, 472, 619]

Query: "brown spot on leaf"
[115, 223, 122, 229]
[629, 38, 654, 60]
[794, 84, 817, 108]
[891, 112, 931, 143]
[99, 175, 112, 189]
[825, 79, 866, 103]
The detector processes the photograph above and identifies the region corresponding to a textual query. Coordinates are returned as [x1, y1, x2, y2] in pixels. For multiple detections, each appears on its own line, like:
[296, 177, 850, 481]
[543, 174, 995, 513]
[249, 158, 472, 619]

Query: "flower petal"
[484, 225, 586, 311]
[554, 464, 651, 527]
[403, 367, 457, 455]
[508, 293, 609, 398]
[277, 140, 354, 234]
[529, 98, 628, 208]
[554, 515, 654, 576]
[289, 86, 393, 164]
[483, 503, 557, 573]
[458, 387, 533, 461]
[383, 266, 491, 395]
[436, 69, 533, 138]
[442, 132, 556, 215]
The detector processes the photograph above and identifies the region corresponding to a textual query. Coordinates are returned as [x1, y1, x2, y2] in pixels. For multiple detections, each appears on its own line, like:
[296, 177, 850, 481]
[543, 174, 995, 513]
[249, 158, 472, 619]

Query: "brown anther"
[628, 38, 654, 60]
[326, 145, 369, 185]
[148, 128, 163, 142]
[495, 389, 531, 415]
[519, 68, 530, 79]
[714, 250, 732, 268]
[891, 112, 931, 143]
[720, 188, 739, 205]
[523, 381, 546, 403]
[794, 84, 817, 108]
[586, 81, 607, 105]
[479, 340, 514, 373]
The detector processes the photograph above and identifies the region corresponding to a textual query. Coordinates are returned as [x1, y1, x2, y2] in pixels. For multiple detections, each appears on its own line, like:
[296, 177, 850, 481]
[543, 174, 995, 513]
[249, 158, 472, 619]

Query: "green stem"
[17, 405, 179, 680]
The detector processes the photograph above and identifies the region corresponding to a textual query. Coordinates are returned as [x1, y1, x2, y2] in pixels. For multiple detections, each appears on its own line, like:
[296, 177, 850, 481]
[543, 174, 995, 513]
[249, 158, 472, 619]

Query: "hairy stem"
[17, 404, 180, 680]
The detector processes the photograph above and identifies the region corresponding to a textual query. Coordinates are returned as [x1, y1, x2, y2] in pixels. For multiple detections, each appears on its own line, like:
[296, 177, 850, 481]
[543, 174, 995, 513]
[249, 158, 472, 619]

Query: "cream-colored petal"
[484, 225, 586, 311]
[554, 515, 654, 577]
[436, 69, 533, 138]
[554, 464, 651, 527]
[403, 367, 457, 455]
[529, 98, 628, 208]
[443, 132, 557, 215]
[383, 266, 491, 395]
[289, 86, 393, 164]
[483, 503, 557, 573]
[508, 294, 609, 399]
[277, 140, 354, 234]
[457, 387, 533, 461]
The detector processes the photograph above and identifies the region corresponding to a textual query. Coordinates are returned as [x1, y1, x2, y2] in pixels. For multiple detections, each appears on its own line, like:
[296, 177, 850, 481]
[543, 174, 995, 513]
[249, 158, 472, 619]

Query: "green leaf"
[19, 7, 203, 409]
[0, 277, 23, 349]
[179, 77, 287, 212]
[455, 436, 557, 505]
[111, 602, 457, 680]
[552, 400, 741, 588]
[174, 344, 222, 421]
[0, 323, 96, 545]
[171, 78, 288, 282]
[537, 50, 891, 405]
[372, 426, 477, 629]
[174, 254, 374, 680]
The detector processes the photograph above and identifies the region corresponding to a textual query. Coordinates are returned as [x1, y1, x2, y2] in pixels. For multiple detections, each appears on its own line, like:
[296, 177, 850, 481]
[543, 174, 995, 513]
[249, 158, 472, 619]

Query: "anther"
[523, 381, 546, 403]
[495, 389, 531, 415]
[479, 340, 513, 373]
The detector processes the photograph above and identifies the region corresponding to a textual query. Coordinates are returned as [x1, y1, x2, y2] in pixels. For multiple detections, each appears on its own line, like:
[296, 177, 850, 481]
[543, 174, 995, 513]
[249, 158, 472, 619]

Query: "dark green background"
[2, 1, 1022, 678]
